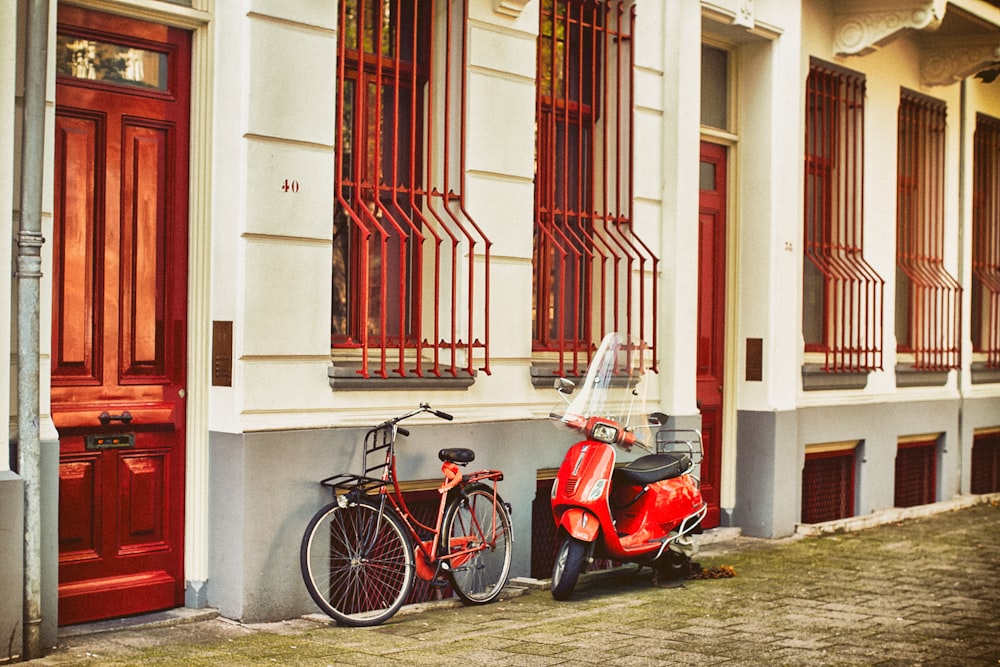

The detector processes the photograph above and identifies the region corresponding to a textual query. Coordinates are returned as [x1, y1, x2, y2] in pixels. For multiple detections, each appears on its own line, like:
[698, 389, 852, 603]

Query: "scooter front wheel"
[551, 535, 588, 600]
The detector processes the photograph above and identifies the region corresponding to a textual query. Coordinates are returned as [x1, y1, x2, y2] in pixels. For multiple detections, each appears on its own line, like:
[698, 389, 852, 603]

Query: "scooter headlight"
[586, 478, 607, 502]
[590, 421, 619, 444]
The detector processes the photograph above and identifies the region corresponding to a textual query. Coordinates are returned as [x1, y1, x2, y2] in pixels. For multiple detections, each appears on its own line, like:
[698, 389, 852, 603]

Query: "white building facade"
[3, 0, 999, 659]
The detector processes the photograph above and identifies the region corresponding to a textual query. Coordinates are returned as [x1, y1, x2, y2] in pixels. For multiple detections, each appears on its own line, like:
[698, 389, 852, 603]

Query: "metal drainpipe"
[957, 78, 967, 498]
[17, 0, 50, 661]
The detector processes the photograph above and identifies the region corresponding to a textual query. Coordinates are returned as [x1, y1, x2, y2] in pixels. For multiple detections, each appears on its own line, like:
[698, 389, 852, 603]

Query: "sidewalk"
[25, 496, 1000, 666]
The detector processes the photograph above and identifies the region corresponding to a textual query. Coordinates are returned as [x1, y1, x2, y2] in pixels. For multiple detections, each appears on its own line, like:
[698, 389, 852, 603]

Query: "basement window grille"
[802, 446, 856, 524]
[332, 0, 492, 379]
[803, 60, 884, 373]
[533, 0, 658, 376]
[973, 114, 1000, 368]
[896, 92, 961, 371]
[893, 438, 937, 508]
[971, 430, 1000, 494]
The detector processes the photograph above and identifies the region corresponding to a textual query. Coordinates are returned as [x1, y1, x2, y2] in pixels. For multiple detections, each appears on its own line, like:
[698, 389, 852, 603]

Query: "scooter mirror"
[555, 377, 576, 395]
[649, 411, 669, 425]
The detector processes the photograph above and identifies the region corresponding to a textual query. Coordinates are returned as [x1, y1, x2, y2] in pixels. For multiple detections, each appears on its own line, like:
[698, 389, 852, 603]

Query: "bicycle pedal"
[428, 578, 450, 589]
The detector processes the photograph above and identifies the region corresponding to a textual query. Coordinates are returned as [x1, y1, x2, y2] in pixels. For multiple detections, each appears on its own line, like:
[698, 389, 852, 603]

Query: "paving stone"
[24, 500, 1000, 666]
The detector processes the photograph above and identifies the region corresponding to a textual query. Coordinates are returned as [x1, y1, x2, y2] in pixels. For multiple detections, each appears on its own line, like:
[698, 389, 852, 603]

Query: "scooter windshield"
[551, 332, 656, 450]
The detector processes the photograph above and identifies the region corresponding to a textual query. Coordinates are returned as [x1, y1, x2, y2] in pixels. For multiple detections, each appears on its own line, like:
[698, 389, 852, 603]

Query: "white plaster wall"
[230, 0, 688, 428]
[210, 0, 249, 435]
[232, 6, 337, 423]
[463, 7, 537, 386]
[714, 6, 806, 415]
[798, 0, 971, 406]
[657, 0, 701, 417]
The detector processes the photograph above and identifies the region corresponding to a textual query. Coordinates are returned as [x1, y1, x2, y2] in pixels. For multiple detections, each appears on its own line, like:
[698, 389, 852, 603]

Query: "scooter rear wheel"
[551, 535, 587, 600]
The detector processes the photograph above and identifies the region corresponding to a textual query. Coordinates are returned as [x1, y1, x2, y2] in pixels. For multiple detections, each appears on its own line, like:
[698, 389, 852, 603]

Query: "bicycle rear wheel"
[441, 483, 513, 604]
[300, 497, 414, 627]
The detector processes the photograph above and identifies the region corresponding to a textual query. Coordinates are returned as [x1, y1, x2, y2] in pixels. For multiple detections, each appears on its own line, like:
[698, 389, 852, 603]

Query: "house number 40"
[281, 179, 299, 193]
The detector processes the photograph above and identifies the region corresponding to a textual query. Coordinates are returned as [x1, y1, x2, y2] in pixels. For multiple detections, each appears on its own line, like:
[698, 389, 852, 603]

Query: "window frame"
[972, 113, 1000, 369]
[532, 0, 658, 377]
[802, 59, 885, 374]
[331, 0, 492, 382]
[894, 90, 961, 372]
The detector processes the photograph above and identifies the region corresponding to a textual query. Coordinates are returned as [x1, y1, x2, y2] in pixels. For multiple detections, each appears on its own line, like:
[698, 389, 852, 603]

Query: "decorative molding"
[493, 0, 530, 18]
[922, 40, 1000, 86]
[834, 0, 946, 56]
[733, 0, 754, 29]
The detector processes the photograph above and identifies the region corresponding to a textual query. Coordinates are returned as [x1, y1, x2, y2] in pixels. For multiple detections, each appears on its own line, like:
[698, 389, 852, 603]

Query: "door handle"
[98, 411, 133, 426]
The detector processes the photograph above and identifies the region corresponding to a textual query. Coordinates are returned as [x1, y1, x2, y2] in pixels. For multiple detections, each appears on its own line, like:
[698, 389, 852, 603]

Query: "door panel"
[697, 142, 727, 529]
[53, 112, 103, 383]
[53, 6, 190, 626]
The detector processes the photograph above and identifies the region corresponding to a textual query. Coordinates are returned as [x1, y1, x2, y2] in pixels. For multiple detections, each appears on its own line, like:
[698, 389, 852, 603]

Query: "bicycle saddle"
[439, 448, 475, 465]
[612, 452, 690, 485]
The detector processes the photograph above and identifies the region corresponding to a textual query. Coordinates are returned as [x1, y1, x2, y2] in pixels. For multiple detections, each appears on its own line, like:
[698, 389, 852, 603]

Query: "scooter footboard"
[558, 508, 600, 542]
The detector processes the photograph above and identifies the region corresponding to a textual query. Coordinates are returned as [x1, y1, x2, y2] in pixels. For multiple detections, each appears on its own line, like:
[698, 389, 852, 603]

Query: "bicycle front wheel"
[441, 483, 513, 604]
[300, 497, 414, 627]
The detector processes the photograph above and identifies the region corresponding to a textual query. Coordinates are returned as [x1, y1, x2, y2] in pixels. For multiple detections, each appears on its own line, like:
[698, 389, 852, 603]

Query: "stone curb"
[795, 491, 1000, 536]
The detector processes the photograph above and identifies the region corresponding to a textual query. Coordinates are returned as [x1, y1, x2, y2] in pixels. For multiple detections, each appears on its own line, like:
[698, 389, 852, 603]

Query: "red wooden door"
[52, 6, 190, 626]
[697, 142, 727, 529]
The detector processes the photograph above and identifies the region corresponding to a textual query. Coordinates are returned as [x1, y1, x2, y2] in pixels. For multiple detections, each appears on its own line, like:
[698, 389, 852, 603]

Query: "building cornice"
[833, 0, 947, 55]
[834, 0, 1000, 86]
[493, 0, 529, 18]
[922, 37, 1000, 84]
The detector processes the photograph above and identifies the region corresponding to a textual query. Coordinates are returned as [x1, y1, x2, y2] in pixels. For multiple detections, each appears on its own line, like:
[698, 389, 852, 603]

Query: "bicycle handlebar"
[427, 407, 453, 421]
[379, 403, 453, 439]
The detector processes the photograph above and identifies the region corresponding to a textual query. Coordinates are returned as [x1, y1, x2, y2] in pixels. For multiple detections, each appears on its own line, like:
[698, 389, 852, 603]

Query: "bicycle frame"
[319, 411, 505, 583]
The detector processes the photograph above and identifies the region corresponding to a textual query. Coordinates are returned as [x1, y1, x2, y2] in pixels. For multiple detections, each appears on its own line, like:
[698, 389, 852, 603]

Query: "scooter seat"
[439, 448, 475, 465]
[613, 453, 690, 485]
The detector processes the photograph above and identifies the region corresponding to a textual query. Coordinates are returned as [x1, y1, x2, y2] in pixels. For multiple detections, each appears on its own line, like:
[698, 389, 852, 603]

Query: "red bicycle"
[300, 404, 513, 626]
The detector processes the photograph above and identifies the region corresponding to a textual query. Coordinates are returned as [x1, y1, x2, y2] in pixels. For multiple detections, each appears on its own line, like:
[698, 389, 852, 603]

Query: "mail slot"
[85, 433, 136, 451]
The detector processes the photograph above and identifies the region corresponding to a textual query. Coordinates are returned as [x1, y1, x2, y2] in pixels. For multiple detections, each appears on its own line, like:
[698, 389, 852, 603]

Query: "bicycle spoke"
[443, 485, 512, 604]
[300, 499, 414, 626]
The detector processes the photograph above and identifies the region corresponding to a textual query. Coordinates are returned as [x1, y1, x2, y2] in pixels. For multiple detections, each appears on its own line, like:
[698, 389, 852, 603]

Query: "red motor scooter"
[548, 333, 707, 599]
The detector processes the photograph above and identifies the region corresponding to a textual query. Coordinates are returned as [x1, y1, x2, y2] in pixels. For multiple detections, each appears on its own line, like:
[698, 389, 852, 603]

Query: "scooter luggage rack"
[655, 429, 704, 473]
[319, 424, 396, 497]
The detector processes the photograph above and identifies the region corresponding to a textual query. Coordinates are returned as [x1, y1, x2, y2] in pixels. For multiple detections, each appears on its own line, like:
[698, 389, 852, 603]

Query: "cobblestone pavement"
[24, 498, 1000, 666]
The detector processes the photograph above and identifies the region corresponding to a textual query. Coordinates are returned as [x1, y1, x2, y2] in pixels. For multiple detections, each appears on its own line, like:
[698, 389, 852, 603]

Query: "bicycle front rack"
[320, 423, 395, 497]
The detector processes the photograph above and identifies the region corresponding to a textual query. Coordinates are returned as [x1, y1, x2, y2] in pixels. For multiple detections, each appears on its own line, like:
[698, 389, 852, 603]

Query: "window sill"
[801, 364, 869, 391]
[530, 365, 564, 389]
[328, 364, 476, 390]
[971, 362, 1000, 385]
[895, 364, 949, 388]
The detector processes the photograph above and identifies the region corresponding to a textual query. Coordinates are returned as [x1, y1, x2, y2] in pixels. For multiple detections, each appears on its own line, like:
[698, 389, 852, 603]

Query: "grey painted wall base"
[735, 398, 971, 539]
[734, 410, 800, 538]
[0, 436, 58, 659]
[185, 580, 208, 608]
[203, 395, 994, 621]
[0, 470, 24, 662]
[207, 419, 576, 623]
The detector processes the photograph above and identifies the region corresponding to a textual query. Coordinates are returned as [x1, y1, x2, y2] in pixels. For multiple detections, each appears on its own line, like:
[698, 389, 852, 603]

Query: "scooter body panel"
[551, 440, 617, 539]
[552, 440, 707, 563]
